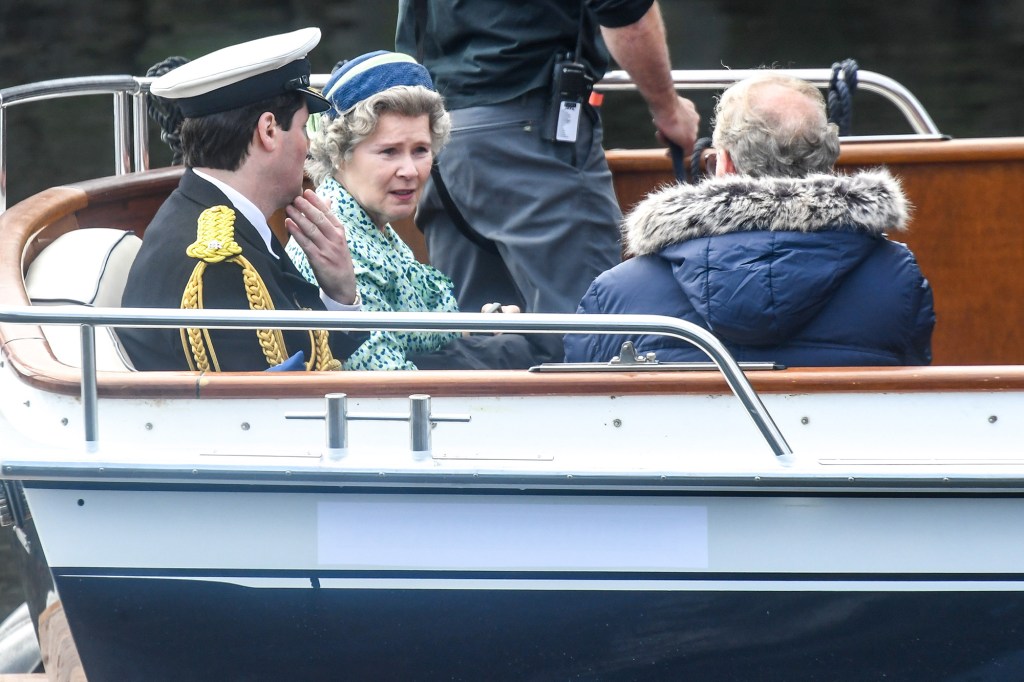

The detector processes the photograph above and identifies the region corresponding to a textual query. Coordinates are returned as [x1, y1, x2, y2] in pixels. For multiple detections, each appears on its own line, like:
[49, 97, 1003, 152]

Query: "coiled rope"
[827, 58, 859, 136]
[668, 136, 714, 184]
[146, 56, 190, 165]
[689, 137, 715, 183]
[179, 206, 341, 372]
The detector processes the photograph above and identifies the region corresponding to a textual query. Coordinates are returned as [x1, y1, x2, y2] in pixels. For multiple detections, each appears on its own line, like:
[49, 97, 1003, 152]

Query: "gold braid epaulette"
[179, 205, 341, 372]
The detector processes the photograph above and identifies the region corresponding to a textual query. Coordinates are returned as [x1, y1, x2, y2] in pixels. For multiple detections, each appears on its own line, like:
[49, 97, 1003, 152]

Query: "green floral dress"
[286, 177, 460, 370]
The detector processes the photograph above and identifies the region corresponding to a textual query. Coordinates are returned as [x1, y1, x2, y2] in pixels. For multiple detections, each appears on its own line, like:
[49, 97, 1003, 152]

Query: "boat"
[2, 67, 1024, 680]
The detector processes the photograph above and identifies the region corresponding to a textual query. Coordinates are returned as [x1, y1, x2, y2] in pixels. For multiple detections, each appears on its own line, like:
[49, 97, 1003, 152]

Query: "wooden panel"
[884, 161, 1024, 365]
[71, 168, 182, 238]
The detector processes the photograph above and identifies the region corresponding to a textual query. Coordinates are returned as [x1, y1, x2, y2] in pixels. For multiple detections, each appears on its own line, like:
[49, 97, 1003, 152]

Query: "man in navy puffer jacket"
[564, 73, 935, 366]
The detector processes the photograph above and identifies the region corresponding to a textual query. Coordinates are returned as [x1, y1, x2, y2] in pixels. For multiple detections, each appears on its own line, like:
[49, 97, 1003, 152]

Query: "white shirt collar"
[192, 168, 279, 259]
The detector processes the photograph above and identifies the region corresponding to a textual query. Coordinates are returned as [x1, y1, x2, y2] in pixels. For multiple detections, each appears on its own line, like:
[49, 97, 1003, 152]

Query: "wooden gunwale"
[3, 141, 1024, 400]
[607, 137, 1024, 170]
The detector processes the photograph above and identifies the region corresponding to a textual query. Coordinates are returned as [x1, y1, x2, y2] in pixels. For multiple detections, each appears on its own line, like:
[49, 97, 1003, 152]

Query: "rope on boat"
[669, 141, 687, 183]
[827, 58, 859, 136]
[670, 137, 715, 184]
[689, 137, 714, 183]
[146, 56, 190, 165]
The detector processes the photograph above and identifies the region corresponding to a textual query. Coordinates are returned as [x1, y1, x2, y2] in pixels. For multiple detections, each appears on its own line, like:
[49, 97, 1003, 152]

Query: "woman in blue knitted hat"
[287, 51, 544, 370]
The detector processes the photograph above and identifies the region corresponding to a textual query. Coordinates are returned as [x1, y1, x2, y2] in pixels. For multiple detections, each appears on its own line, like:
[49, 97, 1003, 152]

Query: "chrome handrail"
[0, 76, 149, 212]
[0, 305, 793, 460]
[1, 69, 941, 213]
[600, 69, 941, 136]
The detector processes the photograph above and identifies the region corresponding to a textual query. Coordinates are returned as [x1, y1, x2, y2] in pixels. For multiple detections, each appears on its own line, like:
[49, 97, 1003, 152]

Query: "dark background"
[2, 0, 1024, 206]
[1, 0, 1023, 618]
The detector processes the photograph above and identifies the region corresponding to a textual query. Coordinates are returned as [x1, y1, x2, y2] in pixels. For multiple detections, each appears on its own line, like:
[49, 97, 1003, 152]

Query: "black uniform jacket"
[120, 170, 367, 371]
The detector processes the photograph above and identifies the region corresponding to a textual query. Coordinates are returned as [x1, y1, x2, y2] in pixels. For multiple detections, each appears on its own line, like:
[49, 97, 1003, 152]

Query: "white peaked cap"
[151, 27, 330, 117]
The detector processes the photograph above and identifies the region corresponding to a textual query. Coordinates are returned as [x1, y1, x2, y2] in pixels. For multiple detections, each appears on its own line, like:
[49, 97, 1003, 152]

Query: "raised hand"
[285, 190, 358, 305]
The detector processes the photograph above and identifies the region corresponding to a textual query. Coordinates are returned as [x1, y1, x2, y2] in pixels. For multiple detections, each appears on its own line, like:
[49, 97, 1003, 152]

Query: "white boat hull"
[18, 480, 1024, 679]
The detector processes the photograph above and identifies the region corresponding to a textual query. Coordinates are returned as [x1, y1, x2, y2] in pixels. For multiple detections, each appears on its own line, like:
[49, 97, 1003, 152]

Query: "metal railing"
[0, 306, 793, 460]
[0, 76, 151, 212]
[1, 69, 941, 213]
[602, 69, 941, 137]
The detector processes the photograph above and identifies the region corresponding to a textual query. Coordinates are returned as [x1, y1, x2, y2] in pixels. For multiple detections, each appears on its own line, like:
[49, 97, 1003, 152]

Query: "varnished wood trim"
[837, 137, 1024, 165]
[607, 138, 1024, 172]
[167, 364, 1024, 398]
[2, 364, 1018, 402]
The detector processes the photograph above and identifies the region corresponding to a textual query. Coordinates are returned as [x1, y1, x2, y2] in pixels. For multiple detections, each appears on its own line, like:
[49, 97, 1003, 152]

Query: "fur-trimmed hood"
[624, 169, 910, 257]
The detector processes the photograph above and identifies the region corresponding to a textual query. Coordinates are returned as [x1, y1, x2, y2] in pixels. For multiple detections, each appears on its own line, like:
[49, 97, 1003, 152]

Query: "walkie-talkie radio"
[542, 56, 592, 143]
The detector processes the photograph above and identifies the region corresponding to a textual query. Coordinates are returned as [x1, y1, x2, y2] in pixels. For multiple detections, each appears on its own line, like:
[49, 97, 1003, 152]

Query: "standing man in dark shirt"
[121, 28, 367, 372]
[396, 0, 699, 333]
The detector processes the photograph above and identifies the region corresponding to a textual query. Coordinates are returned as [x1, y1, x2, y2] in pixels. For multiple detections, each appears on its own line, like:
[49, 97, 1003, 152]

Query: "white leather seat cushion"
[25, 228, 143, 371]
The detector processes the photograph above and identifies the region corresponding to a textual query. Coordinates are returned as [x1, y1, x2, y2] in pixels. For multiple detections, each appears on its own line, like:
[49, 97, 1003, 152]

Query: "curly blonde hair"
[305, 85, 451, 185]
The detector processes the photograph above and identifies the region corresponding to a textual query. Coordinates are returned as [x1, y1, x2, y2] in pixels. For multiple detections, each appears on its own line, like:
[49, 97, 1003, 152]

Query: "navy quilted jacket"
[564, 171, 935, 367]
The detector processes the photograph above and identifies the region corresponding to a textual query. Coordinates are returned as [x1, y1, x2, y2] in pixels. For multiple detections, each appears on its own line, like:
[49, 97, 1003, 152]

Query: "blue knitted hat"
[322, 50, 434, 117]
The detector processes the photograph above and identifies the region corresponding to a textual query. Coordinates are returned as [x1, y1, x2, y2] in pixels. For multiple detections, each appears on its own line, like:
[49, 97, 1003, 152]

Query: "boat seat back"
[25, 228, 142, 371]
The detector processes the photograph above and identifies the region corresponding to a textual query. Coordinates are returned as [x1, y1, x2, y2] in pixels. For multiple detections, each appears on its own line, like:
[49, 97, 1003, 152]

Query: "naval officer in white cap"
[121, 28, 368, 372]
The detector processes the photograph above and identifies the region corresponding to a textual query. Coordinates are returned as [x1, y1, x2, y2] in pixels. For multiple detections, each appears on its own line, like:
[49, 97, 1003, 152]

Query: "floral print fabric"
[286, 177, 460, 370]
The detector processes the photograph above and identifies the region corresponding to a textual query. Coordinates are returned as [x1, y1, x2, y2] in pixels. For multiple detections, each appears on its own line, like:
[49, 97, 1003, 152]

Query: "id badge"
[555, 101, 581, 142]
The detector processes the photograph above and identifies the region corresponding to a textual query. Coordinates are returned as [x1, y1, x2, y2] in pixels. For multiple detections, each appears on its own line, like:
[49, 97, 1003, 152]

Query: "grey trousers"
[418, 94, 623, 317]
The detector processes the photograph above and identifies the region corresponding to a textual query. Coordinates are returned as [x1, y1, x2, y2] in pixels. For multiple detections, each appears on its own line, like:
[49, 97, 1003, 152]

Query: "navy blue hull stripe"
[55, 576, 1024, 681]
[23, 479, 1024, 498]
[51, 567, 1024, 582]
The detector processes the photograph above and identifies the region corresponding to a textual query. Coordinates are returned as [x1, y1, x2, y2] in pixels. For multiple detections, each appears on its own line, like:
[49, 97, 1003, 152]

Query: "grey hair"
[305, 84, 451, 185]
[711, 74, 840, 178]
